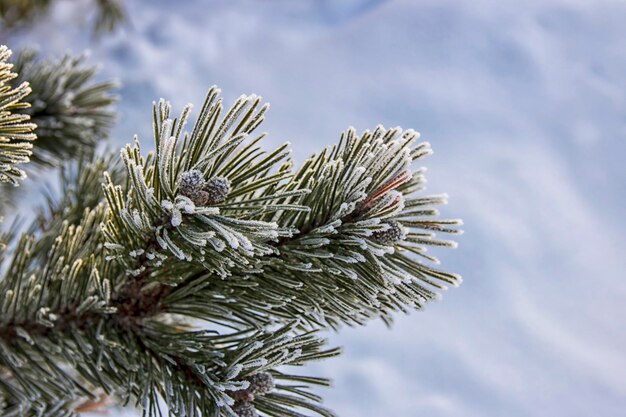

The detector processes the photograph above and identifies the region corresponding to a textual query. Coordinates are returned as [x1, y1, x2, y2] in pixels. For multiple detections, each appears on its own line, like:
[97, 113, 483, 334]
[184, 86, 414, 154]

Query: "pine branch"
[0, 0, 126, 36]
[0, 45, 36, 187]
[0, 0, 52, 32]
[0, 84, 460, 416]
[101, 85, 462, 342]
[158, 125, 462, 329]
[92, 0, 126, 36]
[10, 49, 117, 166]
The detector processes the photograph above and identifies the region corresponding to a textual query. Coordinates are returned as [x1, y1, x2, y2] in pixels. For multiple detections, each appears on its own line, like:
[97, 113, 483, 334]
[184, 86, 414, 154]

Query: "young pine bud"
[178, 169, 209, 205]
[246, 372, 274, 396]
[203, 176, 231, 204]
[372, 220, 407, 246]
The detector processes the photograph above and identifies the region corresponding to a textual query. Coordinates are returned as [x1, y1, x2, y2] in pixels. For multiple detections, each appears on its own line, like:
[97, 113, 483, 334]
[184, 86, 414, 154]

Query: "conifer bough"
[0, 44, 462, 416]
[10, 48, 117, 165]
[0, 0, 126, 36]
[0, 45, 36, 186]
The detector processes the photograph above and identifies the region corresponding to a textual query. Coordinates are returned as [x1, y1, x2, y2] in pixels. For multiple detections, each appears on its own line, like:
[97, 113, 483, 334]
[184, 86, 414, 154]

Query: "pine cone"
[203, 176, 231, 204]
[246, 372, 274, 396]
[178, 169, 208, 205]
[372, 220, 406, 246]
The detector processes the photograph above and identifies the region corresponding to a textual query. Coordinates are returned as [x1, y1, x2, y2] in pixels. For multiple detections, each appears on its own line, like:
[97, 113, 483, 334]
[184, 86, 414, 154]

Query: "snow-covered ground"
[8, 0, 626, 416]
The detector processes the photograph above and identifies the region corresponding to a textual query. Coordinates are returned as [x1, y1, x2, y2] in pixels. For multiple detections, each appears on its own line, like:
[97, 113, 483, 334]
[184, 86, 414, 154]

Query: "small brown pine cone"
[246, 372, 274, 396]
[203, 176, 231, 204]
[372, 220, 407, 246]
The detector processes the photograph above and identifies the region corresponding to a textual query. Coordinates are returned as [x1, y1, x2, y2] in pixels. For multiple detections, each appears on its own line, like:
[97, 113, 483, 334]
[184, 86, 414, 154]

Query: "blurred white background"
[7, 0, 626, 416]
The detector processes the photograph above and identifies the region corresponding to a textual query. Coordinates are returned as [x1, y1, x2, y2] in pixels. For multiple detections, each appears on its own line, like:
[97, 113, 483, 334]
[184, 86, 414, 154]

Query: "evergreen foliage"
[0, 0, 125, 36]
[10, 49, 117, 165]
[0, 44, 462, 416]
[0, 45, 36, 186]
[0, 0, 51, 31]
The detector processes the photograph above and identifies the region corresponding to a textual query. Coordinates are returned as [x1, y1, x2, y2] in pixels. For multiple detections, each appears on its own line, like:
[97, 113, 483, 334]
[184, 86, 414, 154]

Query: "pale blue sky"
[8, 1, 626, 416]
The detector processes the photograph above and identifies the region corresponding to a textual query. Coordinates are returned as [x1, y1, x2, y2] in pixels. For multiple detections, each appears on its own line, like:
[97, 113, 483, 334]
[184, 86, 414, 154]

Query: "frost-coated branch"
[0, 80, 461, 417]
[0, 45, 36, 186]
[10, 49, 117, 165]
